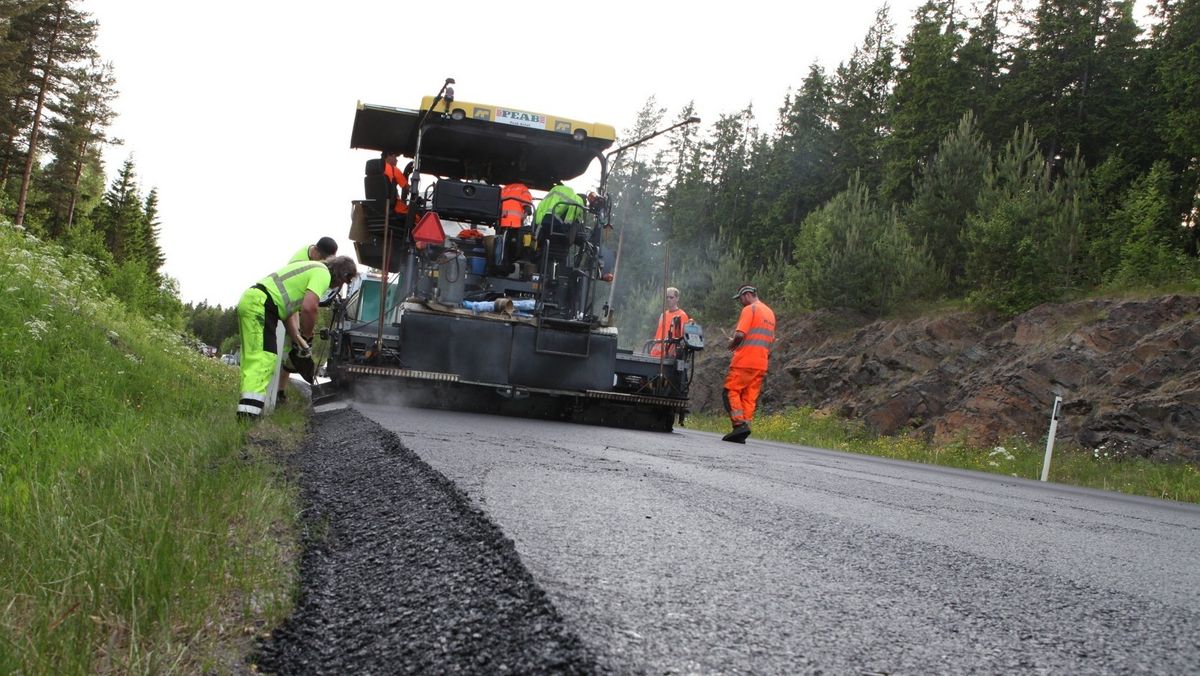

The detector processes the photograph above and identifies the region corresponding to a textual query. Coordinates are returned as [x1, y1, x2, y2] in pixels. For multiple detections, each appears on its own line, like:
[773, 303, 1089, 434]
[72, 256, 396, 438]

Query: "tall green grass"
[0, 225, 298, 673]
[691, 408, 1200, 504]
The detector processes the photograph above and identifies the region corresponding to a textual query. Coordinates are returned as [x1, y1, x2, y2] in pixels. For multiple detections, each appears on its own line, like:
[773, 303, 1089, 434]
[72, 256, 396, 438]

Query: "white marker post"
[1040, 395, 1063, 482]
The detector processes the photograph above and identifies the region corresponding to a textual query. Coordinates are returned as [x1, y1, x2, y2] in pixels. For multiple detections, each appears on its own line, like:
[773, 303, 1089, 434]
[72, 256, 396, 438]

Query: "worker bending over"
[236, 255, 358, 419]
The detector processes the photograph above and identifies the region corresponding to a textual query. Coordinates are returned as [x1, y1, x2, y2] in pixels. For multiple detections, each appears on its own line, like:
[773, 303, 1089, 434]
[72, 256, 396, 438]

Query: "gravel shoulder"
[252, 406, 602, 675]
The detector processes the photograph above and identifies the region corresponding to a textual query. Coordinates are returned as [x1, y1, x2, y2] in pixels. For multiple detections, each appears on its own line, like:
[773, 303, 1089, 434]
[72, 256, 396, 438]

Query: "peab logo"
[496, 108, 546, 130]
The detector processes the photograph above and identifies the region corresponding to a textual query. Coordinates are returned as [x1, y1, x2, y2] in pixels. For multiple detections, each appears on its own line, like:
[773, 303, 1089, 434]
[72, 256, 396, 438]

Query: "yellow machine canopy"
[350, 99, 615, 191]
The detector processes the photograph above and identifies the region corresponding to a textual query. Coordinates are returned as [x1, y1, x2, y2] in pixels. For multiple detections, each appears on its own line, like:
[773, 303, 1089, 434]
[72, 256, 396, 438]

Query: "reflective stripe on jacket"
[500, 183, 532, 229]
[258, 261, 328, 318]
[730, 300, 775, 370]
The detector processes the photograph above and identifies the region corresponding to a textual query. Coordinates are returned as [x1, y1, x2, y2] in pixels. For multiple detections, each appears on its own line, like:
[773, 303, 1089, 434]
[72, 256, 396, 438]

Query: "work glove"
[287, 345, 317, 384]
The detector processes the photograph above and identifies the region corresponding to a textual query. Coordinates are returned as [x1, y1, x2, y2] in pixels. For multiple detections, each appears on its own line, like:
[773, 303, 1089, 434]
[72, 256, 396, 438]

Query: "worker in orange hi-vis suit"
[382, 151, 410, 215]
[649, 286, 690, 358]
[722, 284, 776, 443]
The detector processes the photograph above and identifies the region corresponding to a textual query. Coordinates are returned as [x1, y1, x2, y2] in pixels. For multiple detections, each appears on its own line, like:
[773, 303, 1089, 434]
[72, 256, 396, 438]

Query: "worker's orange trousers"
[723, 366, 766, 425]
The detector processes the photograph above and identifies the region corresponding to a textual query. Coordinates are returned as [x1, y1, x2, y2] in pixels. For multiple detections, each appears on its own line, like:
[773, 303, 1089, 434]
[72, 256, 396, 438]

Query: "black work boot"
[722, 422, 751, 444]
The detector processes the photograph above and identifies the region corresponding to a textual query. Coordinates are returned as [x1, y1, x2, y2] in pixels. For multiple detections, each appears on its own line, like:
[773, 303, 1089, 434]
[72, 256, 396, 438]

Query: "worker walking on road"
[722, 285, 775, 443]
[649, 287, 689, 358]
[236, 255, 358, 419]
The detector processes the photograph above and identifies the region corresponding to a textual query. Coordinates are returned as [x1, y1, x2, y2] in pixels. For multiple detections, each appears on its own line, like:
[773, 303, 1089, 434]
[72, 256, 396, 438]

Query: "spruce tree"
[957, 0, 1008, 145]
[96, 156, 145, 263]
[829, 5, 896, 191]
[883, 0, 969, 204]
[746, 64, 838, 268]
[1152, 0, 1200, 252]
[140, 187, 165, 276]
[702, 105, 758, 247]
[1105, 162, 1197, 287]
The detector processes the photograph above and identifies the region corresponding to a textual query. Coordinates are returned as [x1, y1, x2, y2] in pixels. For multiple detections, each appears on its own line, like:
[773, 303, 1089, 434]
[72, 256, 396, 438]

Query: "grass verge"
[689, 408, 1200, 504]
[0, 225, 301, 673]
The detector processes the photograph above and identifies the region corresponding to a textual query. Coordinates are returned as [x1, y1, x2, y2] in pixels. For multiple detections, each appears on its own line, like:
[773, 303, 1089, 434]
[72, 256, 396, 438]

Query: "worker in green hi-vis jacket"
[235, 255, 358, 419]
[279, 237, 339, 401]
[289, 236, 339, 264]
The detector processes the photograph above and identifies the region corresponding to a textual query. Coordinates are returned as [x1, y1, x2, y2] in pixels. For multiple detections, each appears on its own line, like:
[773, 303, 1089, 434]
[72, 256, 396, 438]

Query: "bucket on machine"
[437, 250, 466, 305]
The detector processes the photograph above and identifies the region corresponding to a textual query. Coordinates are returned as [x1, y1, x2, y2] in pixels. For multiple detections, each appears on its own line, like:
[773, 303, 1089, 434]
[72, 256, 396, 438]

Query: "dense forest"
[4, 0, 1198, 353]
[604, 0, 1199, 344]
[0, 0, 220, 340]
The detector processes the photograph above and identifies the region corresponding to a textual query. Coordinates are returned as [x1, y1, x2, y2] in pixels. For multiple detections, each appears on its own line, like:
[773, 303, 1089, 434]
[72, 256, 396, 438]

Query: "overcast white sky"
[85, 0, 930, 307]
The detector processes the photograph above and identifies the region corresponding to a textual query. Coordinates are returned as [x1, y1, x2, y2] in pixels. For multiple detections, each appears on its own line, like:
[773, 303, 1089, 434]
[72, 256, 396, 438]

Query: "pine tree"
[9, 0, 97, 227]
[40, 56, 118, 236]
[788, 174, 935, 316]
[903, 111, 991, 291]
[0, 0, 41, 195]
[964, 124, 1088, 312]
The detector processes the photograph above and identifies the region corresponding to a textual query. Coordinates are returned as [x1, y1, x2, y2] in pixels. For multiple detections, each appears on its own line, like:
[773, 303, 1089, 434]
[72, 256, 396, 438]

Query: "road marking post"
[1040, 395, 1063, 482]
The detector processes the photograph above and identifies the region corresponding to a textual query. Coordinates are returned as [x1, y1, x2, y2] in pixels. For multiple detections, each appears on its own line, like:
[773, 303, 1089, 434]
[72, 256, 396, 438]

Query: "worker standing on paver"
[649, 287, 689, 358]
[722, 285, 775, 443]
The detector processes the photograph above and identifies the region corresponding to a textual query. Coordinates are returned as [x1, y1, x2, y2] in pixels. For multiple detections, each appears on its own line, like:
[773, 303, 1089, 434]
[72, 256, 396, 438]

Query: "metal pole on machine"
[373, 77, 455, 358]
[601, 115, 701, 325]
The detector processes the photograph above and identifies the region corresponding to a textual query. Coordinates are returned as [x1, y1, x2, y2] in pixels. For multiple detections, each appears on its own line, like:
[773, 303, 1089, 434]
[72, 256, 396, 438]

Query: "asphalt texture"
[349, 400, 1200, 675]
[252, 406, 600, 675]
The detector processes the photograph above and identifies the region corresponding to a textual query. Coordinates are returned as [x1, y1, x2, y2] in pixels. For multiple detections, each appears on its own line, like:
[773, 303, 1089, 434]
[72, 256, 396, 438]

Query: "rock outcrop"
[689, 295, 1200, 462]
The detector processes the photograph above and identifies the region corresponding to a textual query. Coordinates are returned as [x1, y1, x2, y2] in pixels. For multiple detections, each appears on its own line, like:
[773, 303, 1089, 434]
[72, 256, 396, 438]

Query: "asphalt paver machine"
[324, 81, 703, 431]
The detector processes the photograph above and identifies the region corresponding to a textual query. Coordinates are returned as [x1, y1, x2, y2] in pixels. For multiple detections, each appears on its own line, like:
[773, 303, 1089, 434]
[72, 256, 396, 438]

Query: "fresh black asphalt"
[255, 398, 1200, 674]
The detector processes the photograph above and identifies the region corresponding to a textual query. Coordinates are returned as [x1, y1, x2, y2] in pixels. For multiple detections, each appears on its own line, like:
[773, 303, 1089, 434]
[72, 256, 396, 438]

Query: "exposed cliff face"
[689, 295, 1200, 462]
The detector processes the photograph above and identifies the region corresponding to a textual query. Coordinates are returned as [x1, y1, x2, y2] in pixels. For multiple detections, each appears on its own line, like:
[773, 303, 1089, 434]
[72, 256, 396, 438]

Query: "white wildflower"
[24, 318, 47, 339]
[988, 446, 1015, 461]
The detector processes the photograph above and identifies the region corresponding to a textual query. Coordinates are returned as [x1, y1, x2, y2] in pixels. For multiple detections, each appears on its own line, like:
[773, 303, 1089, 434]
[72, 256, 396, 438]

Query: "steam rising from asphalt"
[349, 377, 443, 411]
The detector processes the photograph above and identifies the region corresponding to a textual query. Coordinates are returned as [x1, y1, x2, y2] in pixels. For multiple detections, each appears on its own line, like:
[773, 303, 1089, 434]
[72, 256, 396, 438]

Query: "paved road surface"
[353, 401, 1200, 674]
